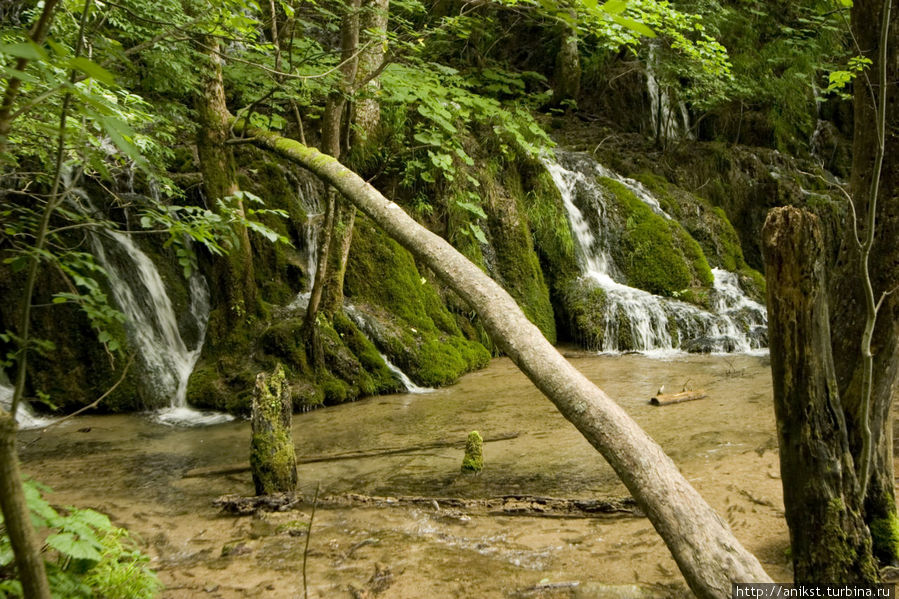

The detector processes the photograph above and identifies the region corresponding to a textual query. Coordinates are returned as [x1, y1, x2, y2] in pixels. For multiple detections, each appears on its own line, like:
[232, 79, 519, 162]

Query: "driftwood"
[214, 491, 641, 518]
[184, 432, 519, 479]
[649, 390, 707, 406]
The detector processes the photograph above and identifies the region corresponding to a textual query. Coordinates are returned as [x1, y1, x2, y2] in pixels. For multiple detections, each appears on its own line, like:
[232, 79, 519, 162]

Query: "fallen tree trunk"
[183, 432, 520, 478]
[214, 491, 641, 518]
[650, 390, 707, 406]
[230, 118, 772, 598]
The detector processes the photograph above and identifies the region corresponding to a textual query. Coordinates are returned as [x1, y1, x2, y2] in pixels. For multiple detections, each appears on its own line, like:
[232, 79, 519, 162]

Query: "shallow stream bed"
[19, 352, 792, 598]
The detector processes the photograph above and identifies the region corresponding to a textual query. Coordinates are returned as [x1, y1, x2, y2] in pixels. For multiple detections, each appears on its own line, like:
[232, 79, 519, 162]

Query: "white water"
[0, 373, 54, 429]
[89, 228, 231, 426]
[344, 304, 433, 394]
[545, 150, 767, 353]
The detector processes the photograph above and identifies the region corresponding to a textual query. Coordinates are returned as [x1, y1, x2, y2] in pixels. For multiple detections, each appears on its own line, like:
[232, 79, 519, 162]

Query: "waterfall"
[88, 227, 231, 426]
[646, 48, 691, 141]
[544, 150, 767, 353]
[0, 372, 54, 429]
[344, 305, 433, 394]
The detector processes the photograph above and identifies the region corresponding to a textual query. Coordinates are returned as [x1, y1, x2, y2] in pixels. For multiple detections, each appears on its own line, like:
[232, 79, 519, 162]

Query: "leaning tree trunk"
[0, 413, 51, 599]
[763, 207, 877, 582]
[829, 0, 899, 563]
[232, 118, 772, 598]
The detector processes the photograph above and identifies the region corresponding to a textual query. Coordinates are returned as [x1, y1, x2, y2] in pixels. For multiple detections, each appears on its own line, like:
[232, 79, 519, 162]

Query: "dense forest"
[1, 0, 898, 596]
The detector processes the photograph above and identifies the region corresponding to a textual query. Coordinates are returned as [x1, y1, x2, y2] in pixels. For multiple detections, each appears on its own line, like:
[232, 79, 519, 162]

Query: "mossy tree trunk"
[233, 119, 774, 598]
[194, 37, 258, 329]
[762, 207, 877, 582]
[304, 0, 360, 363]
[829, 0, 899, 564]
[250, 364, 298, 495]
[319, 0, 389, 316]
[551, 3, 580, 108]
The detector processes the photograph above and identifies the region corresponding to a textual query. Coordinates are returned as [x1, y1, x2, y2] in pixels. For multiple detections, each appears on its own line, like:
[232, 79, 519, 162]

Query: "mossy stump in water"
[250, 364, 298, 495]
[461, 431, 484, 473]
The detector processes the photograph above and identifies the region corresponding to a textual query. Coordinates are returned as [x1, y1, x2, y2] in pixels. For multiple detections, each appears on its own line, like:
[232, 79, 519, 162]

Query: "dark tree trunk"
[233, 119, 774, 597]
[551, 5, 580, 108]
[0, 413, 51, 599]
[250, 364, 298, 495]
[763, 207, 877, 582]
[830, 0, 899, 563]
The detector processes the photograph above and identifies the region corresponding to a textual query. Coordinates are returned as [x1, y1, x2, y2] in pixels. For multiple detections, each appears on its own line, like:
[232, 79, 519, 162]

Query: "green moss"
[250, 364, 297, 495]
[559, 279, 609, 350]
[600, 177, 711, 298]
[461, 430, 484, 473]
[344, 218, 490, 387]
[869, 514, 899, 564]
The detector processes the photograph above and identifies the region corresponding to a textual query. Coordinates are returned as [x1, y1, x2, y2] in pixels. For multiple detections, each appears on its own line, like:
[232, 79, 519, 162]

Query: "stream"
[18, 352, 792, 598]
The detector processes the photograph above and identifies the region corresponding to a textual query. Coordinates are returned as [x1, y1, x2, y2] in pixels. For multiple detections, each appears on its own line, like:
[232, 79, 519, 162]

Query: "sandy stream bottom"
[19, 353, 809, 598]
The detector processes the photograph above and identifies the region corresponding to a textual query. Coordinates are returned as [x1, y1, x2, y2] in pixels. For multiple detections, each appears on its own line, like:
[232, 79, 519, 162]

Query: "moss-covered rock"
[598, 177, 713, 300]
[250, 364, 298, 495]
[344, 217, 490, 387]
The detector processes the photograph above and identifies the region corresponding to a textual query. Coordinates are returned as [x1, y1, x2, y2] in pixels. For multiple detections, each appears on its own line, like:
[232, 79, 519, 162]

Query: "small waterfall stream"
[545, 150, 767, 353]
[0, 372, 54, 429]
[88, 226, 231, 426]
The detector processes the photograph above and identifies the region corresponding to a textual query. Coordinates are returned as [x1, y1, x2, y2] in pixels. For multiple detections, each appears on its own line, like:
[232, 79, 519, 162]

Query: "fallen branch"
[184, 432, 520, 478]
[214, 491, 641, 518]
[649, 390, 707, 406]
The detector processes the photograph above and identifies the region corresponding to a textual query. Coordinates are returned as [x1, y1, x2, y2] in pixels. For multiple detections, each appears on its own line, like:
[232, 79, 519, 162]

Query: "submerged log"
[250, 364, 298, 495]
[214, 491, 641, 518]
[649, 390, 707, 406]
[184, 432, 519, 479]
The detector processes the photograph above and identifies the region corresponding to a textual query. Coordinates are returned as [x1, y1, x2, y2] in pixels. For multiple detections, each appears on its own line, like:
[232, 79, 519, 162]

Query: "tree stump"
[250, 363, 297, 495]
[763, 207, 876, 582]
[461, 431, 484, 473]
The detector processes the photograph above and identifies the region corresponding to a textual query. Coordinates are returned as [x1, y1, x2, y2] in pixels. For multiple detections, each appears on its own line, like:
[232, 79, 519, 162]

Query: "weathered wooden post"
[250, 363, 298, 495]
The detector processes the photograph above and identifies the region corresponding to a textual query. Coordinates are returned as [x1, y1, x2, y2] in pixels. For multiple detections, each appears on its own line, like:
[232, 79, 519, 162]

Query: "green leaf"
[46, 532, 102, 562]
[0, 42, 47, 61]
[455, 200, 487, 219]
[600, 0, 628, 15]
[67, 57, 115, 85]
[609, 14, 656, 38]
[470, 224, 488, 244]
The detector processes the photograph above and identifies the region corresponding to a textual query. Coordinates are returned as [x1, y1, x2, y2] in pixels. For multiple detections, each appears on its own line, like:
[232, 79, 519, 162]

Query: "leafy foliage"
[0, 479, 162, 598]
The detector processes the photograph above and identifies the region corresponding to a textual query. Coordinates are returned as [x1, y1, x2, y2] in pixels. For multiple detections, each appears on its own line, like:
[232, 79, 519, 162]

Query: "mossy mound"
[344, 218, 490, 387]
[597, 177, 713, 301]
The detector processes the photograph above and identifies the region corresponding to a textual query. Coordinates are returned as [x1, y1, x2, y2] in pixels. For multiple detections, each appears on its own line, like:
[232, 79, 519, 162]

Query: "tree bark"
[830, 0, 899, 563]
[250, 364, 298, 495]
[763, 207, 877, 582]
[304, 0, 361, 338]
[232, 119, 773, 598]
[0, 413, 51, 599]
[551, 5, 580, 108]
[194, 37, 258, 325]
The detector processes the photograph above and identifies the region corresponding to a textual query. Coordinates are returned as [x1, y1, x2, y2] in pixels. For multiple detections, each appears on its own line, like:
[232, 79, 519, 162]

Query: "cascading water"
[545, 150, 767, 353]
[344, 305, 433, 394]
[0, 372, 54, 429]
[88, 226, 231, 426]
